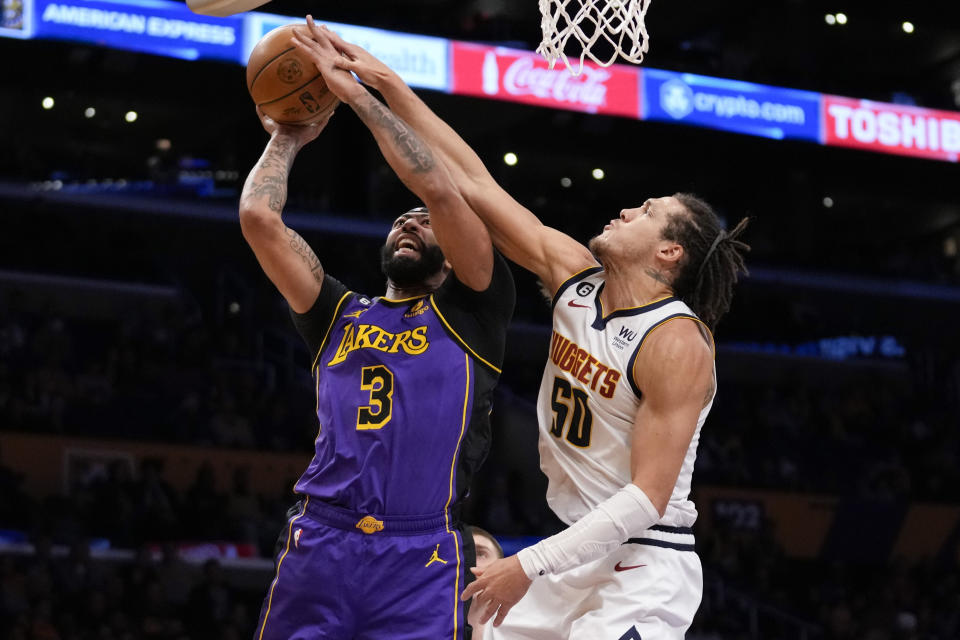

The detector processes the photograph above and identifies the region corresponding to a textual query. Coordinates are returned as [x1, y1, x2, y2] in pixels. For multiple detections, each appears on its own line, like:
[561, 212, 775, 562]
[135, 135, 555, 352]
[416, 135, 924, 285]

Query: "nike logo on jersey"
[567, 300, 591, 308]
[614, 562, 646, 572]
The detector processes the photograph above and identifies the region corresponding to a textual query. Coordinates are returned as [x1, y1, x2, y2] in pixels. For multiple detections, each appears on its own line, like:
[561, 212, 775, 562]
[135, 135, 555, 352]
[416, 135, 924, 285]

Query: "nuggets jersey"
[537, 267, 715, 529]
[290, 258, 513, 517]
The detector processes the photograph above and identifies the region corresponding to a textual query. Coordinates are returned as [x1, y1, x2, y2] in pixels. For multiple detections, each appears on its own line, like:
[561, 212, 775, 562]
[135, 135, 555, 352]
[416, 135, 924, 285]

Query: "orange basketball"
[246, 24, 338, 125]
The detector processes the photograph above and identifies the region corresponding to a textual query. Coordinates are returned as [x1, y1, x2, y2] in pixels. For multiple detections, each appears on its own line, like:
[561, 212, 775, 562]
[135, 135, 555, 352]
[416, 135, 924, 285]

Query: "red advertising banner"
[450, 42, 641, 118]
[823, 95, 960, 162]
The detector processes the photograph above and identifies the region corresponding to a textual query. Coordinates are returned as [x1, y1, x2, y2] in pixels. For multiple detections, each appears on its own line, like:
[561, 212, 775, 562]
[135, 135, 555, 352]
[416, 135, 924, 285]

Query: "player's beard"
[587, 233, 608, 264]
[380, 242, 446, 287]
[588, 232, 644, 267]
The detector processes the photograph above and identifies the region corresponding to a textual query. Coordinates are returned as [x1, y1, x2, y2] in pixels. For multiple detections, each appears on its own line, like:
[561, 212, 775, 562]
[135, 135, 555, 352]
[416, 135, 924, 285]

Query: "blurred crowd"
[2, 467, 958, 639]
[3, 290, 957, 502]
[0, 453, 292, 556]
[0, 299, 319, 452]
[0, 540, 260, 640]
[689, 519, 960, 640]
[700, 380, 960, 502]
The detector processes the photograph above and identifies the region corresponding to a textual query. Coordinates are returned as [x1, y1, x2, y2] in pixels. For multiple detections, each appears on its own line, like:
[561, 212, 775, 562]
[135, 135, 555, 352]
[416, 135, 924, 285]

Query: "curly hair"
[661, 193, 750, 329]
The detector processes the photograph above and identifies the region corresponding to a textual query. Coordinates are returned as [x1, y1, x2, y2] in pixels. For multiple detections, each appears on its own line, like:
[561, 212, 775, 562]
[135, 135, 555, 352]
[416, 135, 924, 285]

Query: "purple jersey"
[290, 255, 514, 517]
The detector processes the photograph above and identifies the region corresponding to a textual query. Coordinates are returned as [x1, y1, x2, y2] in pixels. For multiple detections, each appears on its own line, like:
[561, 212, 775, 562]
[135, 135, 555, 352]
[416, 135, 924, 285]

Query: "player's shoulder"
[636, 315, 714, 366]
[434, 252, 515, 321]
[551, 266, 605, 307]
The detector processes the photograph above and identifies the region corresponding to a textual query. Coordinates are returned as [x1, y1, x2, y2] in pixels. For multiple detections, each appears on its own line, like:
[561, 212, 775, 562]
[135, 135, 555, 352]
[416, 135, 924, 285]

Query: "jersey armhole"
[626, 314, 713, 399]
[429, 294, 502, 374]
[310, 291, 354, 374]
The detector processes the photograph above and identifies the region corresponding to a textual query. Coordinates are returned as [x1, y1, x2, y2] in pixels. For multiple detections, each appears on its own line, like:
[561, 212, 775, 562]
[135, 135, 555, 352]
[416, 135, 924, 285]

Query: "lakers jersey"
[537, 267, 715, 529]
[289, 257, 514, 518]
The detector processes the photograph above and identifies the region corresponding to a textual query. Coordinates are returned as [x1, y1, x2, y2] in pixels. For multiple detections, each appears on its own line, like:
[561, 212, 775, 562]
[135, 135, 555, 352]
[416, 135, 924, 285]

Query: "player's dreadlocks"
[662, 193, 750, 330]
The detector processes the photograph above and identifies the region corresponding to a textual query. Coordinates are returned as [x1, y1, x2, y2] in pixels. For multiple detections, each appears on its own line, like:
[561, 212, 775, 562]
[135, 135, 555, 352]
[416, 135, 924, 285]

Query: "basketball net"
[537, 0, 652, 75]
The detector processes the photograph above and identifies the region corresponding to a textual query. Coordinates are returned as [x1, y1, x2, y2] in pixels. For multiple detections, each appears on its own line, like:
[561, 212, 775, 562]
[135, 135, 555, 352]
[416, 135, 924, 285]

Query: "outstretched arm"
[239, 112, 330, 313]
[292, 24, 495, 291]
[300, 18, 596, 294]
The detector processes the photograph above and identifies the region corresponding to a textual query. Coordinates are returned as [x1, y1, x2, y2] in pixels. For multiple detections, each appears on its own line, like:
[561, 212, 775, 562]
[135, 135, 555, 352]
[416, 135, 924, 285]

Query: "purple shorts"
[254, 497, 476, 640]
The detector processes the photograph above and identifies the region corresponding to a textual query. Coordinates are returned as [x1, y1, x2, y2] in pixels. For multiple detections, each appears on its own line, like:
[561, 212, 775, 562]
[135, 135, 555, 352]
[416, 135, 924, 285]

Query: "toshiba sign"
[450, 42, 640, 118]
[823, 96, 960, 162]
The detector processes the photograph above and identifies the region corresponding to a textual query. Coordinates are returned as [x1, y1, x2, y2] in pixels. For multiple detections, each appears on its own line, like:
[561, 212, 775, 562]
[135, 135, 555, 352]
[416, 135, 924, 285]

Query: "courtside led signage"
[33, 0, 242, 61]
[451, 42, 641, 118]
[643, 69, 821, 142]
[823, 95, 960, 162]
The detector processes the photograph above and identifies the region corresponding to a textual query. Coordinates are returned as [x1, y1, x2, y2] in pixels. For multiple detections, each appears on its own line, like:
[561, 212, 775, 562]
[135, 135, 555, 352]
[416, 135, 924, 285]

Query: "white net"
[537, 0, 652, 75]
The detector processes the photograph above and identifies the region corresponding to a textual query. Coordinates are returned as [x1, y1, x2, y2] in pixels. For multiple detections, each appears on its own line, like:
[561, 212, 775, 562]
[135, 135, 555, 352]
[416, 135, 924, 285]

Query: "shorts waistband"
[299, 497, 458, 536]
[625, 524, 696, 552]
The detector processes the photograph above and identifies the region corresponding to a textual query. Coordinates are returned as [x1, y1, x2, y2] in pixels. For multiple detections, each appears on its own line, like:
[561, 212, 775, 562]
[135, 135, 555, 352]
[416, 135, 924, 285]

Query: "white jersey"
[536, 267, 715, 529]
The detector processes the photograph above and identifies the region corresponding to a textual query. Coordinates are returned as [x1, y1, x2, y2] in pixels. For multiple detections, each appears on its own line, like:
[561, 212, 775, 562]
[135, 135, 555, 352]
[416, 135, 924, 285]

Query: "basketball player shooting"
[293, 18, 749, 639]
[239, 38, 515, 638]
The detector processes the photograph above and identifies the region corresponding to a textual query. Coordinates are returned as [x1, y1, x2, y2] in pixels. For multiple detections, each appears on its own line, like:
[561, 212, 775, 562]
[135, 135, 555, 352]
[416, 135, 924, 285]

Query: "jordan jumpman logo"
[425, 544, 448, 567]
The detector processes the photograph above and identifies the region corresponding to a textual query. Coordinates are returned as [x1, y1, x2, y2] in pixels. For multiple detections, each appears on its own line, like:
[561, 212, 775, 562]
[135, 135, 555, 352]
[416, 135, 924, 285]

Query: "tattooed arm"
[348, 91, 494, 290]
[292, 20, 594, 295]
[290, 26, 493, 291]
[239, 111, 332, 313]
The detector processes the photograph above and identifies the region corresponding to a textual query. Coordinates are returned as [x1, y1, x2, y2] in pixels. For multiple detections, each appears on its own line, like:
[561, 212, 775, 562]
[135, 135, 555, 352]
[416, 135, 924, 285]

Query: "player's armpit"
[628, 319, 714, 514]
[239, 210, 325, 313]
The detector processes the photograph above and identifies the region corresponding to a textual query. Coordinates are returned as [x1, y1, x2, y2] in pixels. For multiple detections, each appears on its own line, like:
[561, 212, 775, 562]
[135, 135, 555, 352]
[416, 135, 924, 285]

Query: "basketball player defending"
[293, 19, 749, 639]
[239, 59, 515, 639]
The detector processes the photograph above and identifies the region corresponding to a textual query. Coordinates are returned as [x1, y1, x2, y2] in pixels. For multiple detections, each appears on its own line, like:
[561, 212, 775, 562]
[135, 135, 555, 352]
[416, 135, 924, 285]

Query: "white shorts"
[487, 528, 702, 640]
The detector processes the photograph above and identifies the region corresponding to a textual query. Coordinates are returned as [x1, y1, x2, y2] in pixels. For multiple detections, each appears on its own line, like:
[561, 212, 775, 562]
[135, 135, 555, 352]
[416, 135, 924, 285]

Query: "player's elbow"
[419, 177, 462, 215]
[632, 481, 670, 518]
[239, 204, 283, 242]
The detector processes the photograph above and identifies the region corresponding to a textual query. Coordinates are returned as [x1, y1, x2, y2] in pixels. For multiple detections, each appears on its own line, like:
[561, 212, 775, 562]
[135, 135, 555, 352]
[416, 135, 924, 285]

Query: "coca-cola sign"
[502, 57, 611, 107]
[451, 43, 641, 118]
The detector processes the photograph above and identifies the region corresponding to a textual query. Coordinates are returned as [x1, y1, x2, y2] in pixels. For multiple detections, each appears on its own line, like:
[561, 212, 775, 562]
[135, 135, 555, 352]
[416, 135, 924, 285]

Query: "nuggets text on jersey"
[549, 330, 621, 398]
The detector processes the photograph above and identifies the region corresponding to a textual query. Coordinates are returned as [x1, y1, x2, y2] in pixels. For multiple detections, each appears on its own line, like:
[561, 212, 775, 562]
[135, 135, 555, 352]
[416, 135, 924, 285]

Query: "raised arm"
[301, 18, 596, 294]
[239, 112, 330, 313]
[291, 25, 495, 291]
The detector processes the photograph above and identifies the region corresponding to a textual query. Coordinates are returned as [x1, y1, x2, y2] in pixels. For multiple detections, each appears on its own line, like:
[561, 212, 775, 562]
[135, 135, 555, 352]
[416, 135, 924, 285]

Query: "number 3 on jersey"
[357, 365, 394, 430]
[549, 377, 593, 447]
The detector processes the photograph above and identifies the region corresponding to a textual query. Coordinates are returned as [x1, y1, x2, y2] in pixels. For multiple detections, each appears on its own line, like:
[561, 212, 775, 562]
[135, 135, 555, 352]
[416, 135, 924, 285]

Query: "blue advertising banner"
[7, 0, 960, 162]
[1, 0, 33, 39]
[33, 0, 243, 61]
[643, 68, 822, 142]
[243, 12, 449, 91]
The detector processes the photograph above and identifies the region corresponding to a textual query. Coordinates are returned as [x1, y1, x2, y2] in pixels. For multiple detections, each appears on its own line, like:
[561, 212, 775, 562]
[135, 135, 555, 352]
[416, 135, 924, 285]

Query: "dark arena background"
[1, 0, 959, 638]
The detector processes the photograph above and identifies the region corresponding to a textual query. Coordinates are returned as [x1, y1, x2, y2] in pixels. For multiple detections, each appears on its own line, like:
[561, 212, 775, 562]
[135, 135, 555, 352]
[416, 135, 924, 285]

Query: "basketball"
[246, 23, 339, 125]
